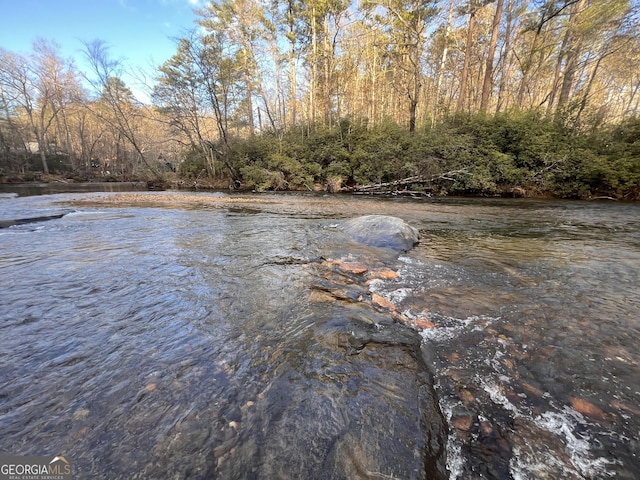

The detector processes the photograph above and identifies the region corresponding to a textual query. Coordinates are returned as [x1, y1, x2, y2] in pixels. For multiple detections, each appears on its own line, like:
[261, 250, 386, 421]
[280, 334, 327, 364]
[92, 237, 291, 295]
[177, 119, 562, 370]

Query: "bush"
[179, 150, 208, 179]
[239, 164, 268, 188]
[192, 114, 640, 199]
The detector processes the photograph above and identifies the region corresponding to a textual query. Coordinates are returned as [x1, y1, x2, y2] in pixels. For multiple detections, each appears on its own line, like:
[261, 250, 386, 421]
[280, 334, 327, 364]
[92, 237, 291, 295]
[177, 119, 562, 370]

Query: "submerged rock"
[0, 212, 68, 229]
[341, 215, 420, 252]
[216, 306, 449, 480]
[210, 251, 448, 479]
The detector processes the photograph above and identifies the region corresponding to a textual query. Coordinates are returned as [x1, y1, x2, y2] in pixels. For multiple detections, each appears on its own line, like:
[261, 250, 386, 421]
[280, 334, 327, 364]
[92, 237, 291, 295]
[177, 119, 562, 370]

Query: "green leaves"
[168, 111, 640, 199]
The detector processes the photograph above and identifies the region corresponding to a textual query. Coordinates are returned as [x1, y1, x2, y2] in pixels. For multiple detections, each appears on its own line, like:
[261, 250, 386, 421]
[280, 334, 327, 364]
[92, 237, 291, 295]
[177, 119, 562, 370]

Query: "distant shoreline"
[0, 174, 628, 202]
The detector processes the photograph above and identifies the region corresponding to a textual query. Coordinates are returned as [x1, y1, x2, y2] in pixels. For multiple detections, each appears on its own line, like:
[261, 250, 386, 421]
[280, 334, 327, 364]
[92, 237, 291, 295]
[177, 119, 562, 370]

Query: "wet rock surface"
[213, 253, 449, 480]
[0, 197, 447, 479]
[0, 212, 69, 228]
[341, 215, 420, 252]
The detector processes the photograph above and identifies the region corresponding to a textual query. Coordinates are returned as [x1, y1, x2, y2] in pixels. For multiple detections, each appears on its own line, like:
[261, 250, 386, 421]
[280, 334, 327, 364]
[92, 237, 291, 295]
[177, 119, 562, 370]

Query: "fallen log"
[352, 170, 468, 193]
[352, 190, 430, 197]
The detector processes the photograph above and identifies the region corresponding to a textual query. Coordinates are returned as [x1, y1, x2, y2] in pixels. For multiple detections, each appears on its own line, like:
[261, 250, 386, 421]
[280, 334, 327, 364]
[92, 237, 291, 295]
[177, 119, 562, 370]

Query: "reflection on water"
[0, 192, 639, 479]
[0, 181, 148, 197]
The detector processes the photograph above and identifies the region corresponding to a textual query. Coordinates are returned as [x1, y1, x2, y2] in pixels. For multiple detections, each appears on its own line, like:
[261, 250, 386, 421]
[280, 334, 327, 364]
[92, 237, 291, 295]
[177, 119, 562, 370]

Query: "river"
[0, 190, 638, 479]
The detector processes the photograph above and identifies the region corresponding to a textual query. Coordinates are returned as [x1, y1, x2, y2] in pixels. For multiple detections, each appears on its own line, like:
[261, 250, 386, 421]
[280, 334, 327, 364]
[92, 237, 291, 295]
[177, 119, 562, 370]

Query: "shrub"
[239, 164, 268, 188]
[192, 114, 640, 198]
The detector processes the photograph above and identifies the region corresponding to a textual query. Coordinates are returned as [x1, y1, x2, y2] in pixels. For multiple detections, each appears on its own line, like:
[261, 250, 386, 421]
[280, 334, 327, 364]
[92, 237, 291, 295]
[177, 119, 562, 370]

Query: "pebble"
[521, 382, 544, 397]
[452, 415, 473, 432]
[610, 399, 640, 416]
[371, 293, 396, 311]
[322, 259, 368, 275]
[73, 408, 90, 421]
[367, 268, 399, 280]
[569, 397, 607, 419]
[414, 317, 435, 329]
[459, 389, 476, 405]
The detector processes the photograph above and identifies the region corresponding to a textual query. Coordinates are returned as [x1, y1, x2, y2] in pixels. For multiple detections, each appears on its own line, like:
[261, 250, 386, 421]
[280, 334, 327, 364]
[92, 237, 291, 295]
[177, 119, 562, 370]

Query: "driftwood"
[352, 170, 468, 194]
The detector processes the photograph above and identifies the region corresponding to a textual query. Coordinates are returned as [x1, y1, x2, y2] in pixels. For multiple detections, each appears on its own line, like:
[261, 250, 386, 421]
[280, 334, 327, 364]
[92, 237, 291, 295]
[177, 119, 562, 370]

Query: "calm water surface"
[0, 191, 638, 479]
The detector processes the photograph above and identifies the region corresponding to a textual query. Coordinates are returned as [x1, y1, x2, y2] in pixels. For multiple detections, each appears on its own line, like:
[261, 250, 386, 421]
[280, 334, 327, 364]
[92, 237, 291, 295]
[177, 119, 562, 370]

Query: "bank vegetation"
[1, 0, 639, 199]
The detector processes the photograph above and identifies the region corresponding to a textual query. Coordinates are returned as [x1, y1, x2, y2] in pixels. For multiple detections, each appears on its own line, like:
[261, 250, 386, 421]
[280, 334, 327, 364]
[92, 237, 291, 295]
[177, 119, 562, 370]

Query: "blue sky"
[0, 0, 202, 98]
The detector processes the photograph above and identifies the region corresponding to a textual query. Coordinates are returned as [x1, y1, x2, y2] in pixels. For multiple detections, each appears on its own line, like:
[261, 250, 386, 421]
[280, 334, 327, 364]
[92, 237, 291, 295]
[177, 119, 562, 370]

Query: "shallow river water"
[1, 191, 638, 479]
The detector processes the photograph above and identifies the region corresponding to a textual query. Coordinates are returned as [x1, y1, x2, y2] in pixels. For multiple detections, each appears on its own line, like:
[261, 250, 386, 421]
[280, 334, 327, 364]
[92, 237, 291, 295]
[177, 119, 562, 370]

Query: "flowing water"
[0, 191, 638, 479]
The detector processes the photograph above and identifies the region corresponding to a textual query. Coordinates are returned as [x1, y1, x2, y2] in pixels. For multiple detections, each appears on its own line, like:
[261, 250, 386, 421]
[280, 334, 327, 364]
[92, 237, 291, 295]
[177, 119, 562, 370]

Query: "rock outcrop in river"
[341, 215, 420, 252]
[0, 212, 68, 229]
[213, 253, 449, 480]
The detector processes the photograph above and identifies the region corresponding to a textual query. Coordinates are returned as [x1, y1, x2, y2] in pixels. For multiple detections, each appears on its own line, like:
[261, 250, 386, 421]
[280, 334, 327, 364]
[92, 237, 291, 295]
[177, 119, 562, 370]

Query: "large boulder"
[341, 215, 420, 252]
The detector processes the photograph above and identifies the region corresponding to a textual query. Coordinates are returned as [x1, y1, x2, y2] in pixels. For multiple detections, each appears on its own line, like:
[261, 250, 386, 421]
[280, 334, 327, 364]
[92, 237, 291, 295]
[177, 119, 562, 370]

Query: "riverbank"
[2, 171, 633, 202]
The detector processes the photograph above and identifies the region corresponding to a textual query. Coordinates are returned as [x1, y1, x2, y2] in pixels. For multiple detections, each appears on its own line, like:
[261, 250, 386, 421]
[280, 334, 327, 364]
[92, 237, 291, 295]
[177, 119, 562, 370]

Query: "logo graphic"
[0, 455, 72, 480]
[50, 457, 69, 467]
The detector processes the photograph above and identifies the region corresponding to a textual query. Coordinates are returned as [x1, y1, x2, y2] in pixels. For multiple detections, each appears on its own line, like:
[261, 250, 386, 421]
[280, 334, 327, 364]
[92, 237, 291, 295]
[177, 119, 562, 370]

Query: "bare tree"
[82, 40, 161, 179]
[0, 42, 73, 173]
[363, 0, 440, 132]
[153, 33, 243, 181]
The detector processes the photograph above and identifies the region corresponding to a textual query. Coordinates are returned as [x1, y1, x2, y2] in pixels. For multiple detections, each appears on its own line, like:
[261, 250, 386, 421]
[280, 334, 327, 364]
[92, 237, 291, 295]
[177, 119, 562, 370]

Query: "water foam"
[477, 377, 615, 479]
[418, 314, 495, 343]
[374, 256, 611, 478]
[533, 408, 616, 477]
[439, 396, 465, 480]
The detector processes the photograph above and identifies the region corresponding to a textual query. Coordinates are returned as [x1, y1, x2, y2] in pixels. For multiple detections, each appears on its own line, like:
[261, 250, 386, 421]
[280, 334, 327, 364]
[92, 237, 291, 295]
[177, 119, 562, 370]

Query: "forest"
[0, 0, 639, 199]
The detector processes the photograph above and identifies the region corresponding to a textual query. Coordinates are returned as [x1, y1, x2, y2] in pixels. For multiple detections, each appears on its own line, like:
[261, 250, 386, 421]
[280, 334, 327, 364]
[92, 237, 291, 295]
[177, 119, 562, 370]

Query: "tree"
[154, 32, 244, 181]
[270, 0, 310, 129]
[495, 0, 519, 112]
[154, 36, 223, 176]
[304, 0, 350, 127]
[553, 0, 587, 121]
[480, 0, 505, 112]
[0, 40, 75, 173]
[552, 0, 631, 125]
[431, 0, 456, 125]
[198, 0, 274, 136]
[83, 39, 161, 179]
[363, 0, 440, 132]
[514, 0, 568, 108]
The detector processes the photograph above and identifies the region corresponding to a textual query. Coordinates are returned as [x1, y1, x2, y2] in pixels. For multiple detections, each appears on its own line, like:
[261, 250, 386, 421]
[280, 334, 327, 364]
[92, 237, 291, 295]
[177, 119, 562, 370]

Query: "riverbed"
[1, 191, 638, 479]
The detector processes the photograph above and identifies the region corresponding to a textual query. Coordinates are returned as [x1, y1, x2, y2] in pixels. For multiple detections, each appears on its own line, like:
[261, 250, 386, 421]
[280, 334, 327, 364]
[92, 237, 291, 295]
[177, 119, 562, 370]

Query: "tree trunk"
[33, 126, 49, 173]
[546, 24, 571, 117]
[573, 51, 603, 129]
[480, 0, 504, 113]
[39, 146, 49, 173]
[516, 12, 543, 107]
[555, 0, 586, 122]
[496, 0, 513, 112]
[324, 16, 331, 127]
[370, 47, 378, 124]
[409, 98, 418, 133]
[290, 55, 297, 127]
[457, 4, 477, 114]
[309, 7, 317, 127]
[432, 0, 455, 126]
[624, 81, 640, 116]
[243, 64, 255, 136]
